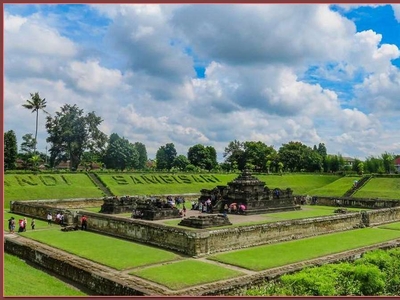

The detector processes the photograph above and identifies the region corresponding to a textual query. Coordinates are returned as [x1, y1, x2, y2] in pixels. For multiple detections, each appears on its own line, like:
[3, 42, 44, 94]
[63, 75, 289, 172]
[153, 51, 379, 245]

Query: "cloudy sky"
[4, 4, 400, 161]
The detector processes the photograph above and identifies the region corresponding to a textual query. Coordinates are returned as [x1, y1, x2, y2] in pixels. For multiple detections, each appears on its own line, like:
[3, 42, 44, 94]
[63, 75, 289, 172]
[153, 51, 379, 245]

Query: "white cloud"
[5, 4, 400, 160]
[392, 4, 400, 22]
[64, 60, 125, 94]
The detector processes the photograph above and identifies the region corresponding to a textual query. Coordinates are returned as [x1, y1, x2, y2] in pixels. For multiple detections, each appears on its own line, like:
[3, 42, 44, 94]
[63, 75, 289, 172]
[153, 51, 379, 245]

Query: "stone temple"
[200, 169, 301, 215]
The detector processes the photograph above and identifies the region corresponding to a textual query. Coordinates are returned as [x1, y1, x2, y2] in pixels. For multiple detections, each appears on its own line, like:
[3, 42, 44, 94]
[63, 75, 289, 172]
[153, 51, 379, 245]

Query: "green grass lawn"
[208, 228, 400, 271]
[354, 178, 400, 199]
[130, 260, 243, 290]
[4, 211, 59, 232]
[4, 253, 87, 296]
[306, 176, 361, 197]
[378, 222, 400, 231]
[81, 206, 102, 213]
[257, 174, 341, 195]
[261, 205, 361, 221]
[97, 173, 238, 195]
[4, 174, 105, 208]
[162, 205, 362, 229]
[21, 230, 180, 270]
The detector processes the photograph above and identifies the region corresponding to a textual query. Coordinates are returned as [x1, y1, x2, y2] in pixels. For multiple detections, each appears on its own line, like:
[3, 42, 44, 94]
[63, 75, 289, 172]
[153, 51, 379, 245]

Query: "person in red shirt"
[81, 215, 88, 230]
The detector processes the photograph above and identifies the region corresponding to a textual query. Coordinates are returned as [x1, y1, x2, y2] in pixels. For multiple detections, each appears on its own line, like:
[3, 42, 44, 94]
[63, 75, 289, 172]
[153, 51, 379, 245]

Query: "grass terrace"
[306, 176, 361, 197]
[4, 174, 104, 208]
[130, 260, 244, 290]
[257, 174, 341, 195]
[20, 230, 181, 270]
[4, 253, 87, 296]
[353, 178, 400, 200]
[163, 205, 363, 229]
[208, 228, 400, 271]
[378, 221, 400, 231]
[96, 173, 238, 195]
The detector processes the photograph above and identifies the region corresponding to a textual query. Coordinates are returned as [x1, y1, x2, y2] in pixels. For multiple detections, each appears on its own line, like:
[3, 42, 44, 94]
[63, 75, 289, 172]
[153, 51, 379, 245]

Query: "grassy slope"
[208, 228, 400, 271]
[131, 260, 244, 290]
[97, 173, 238, 195]
[257, 174, 340, 195]
[20, 230, 180, 270]
[163, 205, 362, 228]
[4, 253, 86, 296]
[98, 173, 341, 196]
[354, 178, 400, 199]
[4, 174, 104, 207]
[306, 176, 361, 197]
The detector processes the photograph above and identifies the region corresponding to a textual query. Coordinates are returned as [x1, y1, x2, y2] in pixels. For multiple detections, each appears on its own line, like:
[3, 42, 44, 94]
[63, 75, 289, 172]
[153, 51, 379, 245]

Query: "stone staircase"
[87, 172, 113, 197]
[342, 175, 372, 198]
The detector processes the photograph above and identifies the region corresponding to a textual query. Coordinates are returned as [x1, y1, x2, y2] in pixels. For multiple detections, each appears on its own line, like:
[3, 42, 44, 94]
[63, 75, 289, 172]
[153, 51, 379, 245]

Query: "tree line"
[3, 92, 399, 173]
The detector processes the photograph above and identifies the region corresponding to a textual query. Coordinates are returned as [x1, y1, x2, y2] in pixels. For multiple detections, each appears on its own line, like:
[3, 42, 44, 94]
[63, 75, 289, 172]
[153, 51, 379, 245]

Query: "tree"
[20, 133, 36, 155]
[28, 154, 42, 171]
[103, 134, 139, 171]
[188, 144, 218, 171]
[223, 140, 245, 170]
[173, 155, 190, 170]
[381, 152, 395, 173]
[46, 104, 107, 170]
[278, 141, 308, 172]
[317, 143, 327, 157]
[22, 92, 48, 153]
[134, 142, 148, 170]
[155, 143, 177, 170]
[243, 141, 276, 172]
[4, 130, 18, 170]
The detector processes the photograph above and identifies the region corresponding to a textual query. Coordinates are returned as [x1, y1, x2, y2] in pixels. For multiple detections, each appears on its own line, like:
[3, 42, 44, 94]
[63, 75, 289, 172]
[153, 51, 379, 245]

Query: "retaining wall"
[4, 236, 160, 296]
[11, 200, 400, 257]
[311, 196, 400, 209]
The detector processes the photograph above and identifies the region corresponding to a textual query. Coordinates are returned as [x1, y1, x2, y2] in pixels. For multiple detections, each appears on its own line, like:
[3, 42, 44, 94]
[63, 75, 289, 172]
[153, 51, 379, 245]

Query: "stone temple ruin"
[100, 196, 181, 221]
[200, 169, 300, 215]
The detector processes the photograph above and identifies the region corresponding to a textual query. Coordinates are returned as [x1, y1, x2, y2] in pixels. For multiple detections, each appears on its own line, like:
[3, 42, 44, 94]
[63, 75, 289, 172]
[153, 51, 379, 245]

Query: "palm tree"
[22, 92, 48, 154]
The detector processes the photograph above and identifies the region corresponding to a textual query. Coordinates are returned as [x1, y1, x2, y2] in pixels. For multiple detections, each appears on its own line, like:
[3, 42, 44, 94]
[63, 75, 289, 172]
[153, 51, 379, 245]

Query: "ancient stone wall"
[77, 211, 199, 256]
[4, 236, 159, 296]
[367, 207, 400, 226]
[10, 198, 104, 210]
[10, 201, 76, 225]
[10, 200, 400, 257]
[313, 196, 400, 208]
[203, 213, 363, 254]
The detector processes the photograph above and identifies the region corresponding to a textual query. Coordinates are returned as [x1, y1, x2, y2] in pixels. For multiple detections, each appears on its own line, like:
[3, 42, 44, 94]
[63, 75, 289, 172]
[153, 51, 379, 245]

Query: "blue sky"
[4, 4, 400, 160]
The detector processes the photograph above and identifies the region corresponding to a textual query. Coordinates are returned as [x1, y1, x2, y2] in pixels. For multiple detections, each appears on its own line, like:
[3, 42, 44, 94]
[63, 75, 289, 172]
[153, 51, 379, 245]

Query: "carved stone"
[178, 214, 232, 229]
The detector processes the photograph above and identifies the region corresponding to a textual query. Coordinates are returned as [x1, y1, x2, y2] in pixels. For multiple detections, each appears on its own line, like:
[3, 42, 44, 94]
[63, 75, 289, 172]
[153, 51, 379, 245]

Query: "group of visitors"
[191, 198, 214, 214]
[166, 195, 185, 208]
[8, 212, 88, 233]
[46, 211, 66, 226]
[223, 203, 246, 215]
[8, 216, 35, 233]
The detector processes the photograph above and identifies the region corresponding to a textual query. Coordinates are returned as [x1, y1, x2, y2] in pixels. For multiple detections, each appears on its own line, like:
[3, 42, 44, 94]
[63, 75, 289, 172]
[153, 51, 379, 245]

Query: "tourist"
[31, 218, 36, 230]
[81, 215, 88, 230]
[239, 204, 246, 214]
[8, 217, 15, 233]
[18, 219, 25, 233]
[206, 198, 212, 213]
[223, 204, 229, 216]
[56, 212, 61, 224]
[182, 204, 187, 217]
[202, 202, 207, 213]
[198, 202, 203, 213]
[47, 212, 53, 225]
[60, 213, 64, 226]
[23, 218, 27, 231]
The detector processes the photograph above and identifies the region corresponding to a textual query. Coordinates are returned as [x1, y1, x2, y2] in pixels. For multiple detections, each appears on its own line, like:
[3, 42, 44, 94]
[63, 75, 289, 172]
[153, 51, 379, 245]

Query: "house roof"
[394, 157, 400, 165]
